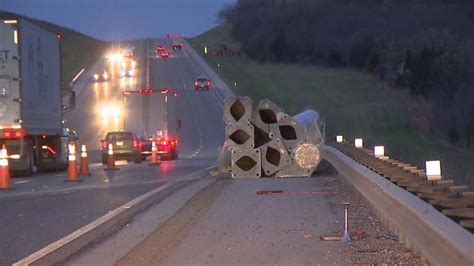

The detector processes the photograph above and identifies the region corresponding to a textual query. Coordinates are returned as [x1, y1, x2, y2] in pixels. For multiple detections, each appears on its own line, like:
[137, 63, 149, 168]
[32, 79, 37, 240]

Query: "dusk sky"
[0, 0, 235, 40]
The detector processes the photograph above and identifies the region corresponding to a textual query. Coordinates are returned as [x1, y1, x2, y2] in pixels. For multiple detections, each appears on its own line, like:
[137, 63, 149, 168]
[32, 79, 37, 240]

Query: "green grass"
[190, 25, 474, 187]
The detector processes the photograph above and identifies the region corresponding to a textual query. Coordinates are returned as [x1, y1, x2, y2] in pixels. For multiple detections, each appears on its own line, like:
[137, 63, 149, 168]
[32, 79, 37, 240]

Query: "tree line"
[219, 0, 474, 146]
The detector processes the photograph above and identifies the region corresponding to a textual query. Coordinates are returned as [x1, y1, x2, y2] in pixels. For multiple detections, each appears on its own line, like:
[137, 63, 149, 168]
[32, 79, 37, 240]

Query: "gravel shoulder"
[118, 164, 421, 265]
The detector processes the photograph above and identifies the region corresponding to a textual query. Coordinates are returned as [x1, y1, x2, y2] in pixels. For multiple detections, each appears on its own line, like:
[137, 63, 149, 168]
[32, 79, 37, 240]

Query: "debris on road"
[221, 96, 324, 178]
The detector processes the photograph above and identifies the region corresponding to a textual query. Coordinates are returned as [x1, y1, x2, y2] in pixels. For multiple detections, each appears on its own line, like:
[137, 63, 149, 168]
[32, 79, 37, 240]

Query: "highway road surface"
[0, 37, 226, 265]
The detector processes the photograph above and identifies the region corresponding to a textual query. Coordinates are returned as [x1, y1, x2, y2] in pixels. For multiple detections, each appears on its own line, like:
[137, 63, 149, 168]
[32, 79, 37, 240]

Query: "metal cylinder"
[260, 138, 292, 176]
[223, 96, 252, 125]
[225, 123, 255, 149]
[231, 147, 261, 178]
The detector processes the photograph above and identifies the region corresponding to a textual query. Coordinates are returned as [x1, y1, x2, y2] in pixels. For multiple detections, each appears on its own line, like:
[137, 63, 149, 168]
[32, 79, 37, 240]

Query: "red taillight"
[194, 81, 198, 86]
[101, 141, 108, 149]
[207, 80, 211, 86]
[133, 140, 141, 148]
[15, 131, 26, 138]
[4, 130, 25, 138]
[161, 140, 167, 145]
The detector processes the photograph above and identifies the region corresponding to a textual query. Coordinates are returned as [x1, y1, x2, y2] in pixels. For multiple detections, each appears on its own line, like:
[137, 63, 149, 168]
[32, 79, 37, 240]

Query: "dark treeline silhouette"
[219, 0, 474, 146]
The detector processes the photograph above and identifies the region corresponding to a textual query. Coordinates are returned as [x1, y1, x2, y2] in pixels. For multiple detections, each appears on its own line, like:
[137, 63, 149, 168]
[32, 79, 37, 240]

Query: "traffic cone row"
[66, 143, 81, 182]
[0, 145, 12, 190]
[105, 143, 119, 170]
[149, 140, 161, 166]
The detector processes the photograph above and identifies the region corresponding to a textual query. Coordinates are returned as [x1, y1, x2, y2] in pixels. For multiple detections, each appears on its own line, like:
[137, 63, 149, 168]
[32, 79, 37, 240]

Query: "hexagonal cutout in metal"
[235, 156, 257, 171]
[279, 125, 297, 140]
[230, 99, 245, 122]
[265, 147, 281, 167]
[229, 129, 251, 145]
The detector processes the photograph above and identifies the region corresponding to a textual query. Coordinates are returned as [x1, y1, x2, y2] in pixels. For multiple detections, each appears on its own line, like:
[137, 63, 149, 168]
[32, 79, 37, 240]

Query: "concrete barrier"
[322, 144, 474, 265]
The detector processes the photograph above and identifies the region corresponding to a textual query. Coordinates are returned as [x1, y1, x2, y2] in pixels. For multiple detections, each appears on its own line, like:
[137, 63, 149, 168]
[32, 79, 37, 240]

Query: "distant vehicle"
[0, 17, 76, 175]
[120, 68, 134, 78]
[194, 77, 211, 90]
[141, 136, 179, 160]
[160, 51, 170, 58]
[156, 45, 166, 52]
[171, 43, 184, 50]
[101, 131, 143, 164]
[93, 71, 109, 82]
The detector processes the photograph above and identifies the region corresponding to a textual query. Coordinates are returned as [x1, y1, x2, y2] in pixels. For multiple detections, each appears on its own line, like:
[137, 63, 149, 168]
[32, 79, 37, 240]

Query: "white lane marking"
[15, 180, 30, 184]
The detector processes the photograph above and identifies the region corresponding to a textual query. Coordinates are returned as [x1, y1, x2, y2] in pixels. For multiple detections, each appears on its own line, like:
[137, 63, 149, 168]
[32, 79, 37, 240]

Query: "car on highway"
[171, 42, 184, 50]
[93, 71, 109, 82]
[101, 131, 143, 164]
[141, 136, 179, 160]
[194, 77, 211, 90]
[160, 51, 170, 58]
[120, 68, 134, 78]
[156, 45, 166, 52]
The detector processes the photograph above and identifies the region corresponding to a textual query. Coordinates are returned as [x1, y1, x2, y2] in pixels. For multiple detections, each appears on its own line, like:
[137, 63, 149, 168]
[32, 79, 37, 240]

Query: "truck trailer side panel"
[19, 19, 62, 135]
[0, 21, 21, 128]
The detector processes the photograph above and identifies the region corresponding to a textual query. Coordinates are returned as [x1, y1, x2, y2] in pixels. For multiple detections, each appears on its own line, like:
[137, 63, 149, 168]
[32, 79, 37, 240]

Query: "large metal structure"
[221, 96, 324, 178]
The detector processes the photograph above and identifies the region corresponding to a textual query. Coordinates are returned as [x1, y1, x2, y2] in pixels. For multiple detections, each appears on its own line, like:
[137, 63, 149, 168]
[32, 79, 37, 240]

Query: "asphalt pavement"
[0, 37, 226, 265]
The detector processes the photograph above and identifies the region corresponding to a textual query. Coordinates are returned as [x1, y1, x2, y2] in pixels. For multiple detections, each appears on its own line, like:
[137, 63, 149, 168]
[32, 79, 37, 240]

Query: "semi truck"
[0, 17, 75, 176]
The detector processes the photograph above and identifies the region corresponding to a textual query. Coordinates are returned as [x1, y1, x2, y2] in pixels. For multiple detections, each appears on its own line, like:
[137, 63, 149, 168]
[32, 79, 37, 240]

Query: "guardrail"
[323, 143, 474, 265]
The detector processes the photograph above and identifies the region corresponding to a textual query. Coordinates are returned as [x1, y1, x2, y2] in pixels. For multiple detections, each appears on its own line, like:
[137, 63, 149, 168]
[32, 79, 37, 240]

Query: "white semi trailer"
[0, 17, 75, 175]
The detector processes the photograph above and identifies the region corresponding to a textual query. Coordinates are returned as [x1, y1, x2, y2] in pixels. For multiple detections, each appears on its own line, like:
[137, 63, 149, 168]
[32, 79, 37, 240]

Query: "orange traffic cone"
[0, 145, 12, 190]
[105, 143, 119, 170]
[79, 144, 91, 176]
[149, 140, 161, 166]
[66, 143, 81, 182]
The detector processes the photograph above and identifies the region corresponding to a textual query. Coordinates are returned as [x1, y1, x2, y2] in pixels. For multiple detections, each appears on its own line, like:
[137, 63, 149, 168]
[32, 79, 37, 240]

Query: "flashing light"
[13, 30, 18, 44]
[161, 88, 169, 94]
[336, 135, 343, 143]
[354, 138, 363, 148]
[425, 160, 442, 180]
[138, 89, 155, 94]
[173, 92, 179, 97]
[56, 33, 62, 40]
[374, 146, 385, 157]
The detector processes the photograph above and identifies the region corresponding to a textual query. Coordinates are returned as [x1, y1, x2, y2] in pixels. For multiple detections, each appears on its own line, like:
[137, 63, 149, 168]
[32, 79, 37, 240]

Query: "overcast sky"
[0, 0, 235, 40]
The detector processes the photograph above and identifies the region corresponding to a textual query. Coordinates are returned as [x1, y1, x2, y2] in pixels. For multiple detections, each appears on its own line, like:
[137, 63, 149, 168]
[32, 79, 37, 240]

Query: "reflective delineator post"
[341, 202, 351, 243]
[149, 140, 161, 166]
[105, 143, 118, 171]
[66, 143, 80, 182]
[79, 144, 91, 176]
[0, 145, 12, 189]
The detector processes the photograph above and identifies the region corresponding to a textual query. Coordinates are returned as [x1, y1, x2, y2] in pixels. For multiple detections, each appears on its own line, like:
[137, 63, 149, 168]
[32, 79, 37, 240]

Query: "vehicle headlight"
[93, 74, 99, 80]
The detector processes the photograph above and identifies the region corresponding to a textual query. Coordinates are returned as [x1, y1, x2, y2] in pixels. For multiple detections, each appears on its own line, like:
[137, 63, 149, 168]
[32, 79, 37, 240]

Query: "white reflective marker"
[425, 160, 441, 180]
[374, 146, 385, 156]
[354, 138, 363, 148]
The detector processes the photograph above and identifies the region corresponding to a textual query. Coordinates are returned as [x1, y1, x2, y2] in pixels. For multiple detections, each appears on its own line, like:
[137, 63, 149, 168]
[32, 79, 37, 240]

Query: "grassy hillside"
[189, 25, 474, 187]
[0, 11, 108, 87]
